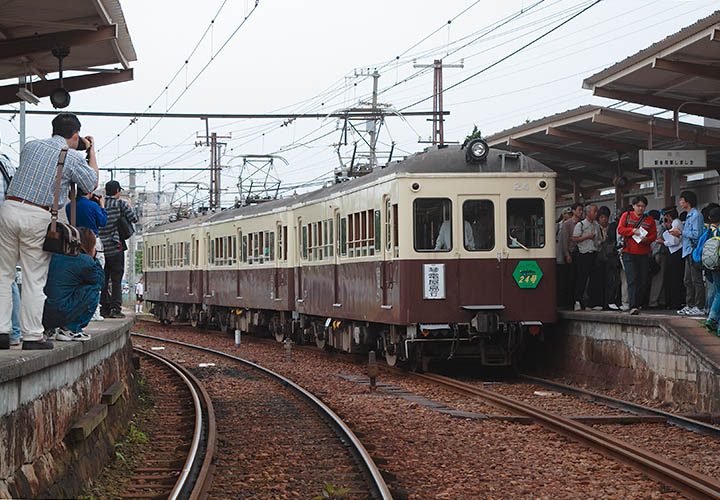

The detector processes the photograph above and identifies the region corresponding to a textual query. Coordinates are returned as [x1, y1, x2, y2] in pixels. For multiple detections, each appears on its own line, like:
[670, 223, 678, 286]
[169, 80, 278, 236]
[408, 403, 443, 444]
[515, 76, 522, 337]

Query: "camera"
[91, 193, 102, 205]
[76, 137, 92, 151]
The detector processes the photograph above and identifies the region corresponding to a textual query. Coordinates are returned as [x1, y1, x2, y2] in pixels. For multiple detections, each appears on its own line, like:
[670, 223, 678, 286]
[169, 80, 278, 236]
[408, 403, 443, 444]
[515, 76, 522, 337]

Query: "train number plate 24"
[512, 260, 543, 289]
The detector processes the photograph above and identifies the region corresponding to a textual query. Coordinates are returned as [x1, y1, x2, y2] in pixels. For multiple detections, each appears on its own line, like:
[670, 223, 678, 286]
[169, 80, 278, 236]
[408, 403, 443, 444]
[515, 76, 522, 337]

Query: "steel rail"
[131, 333, 393, 500]
[134, 346, 216, 500]
[519, 374, 720, 439]
[402, 370, 720, 500]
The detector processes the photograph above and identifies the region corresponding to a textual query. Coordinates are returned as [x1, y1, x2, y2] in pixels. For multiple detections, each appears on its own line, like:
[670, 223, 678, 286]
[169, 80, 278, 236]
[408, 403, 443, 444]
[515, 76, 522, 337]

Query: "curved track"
[131, 347, 217, 500]
[132, 333, 393, 500]
[399, 369, 720, 500]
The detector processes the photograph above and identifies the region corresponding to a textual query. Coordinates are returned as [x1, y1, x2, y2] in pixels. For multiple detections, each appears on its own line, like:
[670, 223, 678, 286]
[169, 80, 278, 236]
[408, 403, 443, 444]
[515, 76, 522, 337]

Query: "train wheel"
[217, 311, 230, 334]
[407, 343, 424, 372]
[384, 350, 398, 367]
[190, 315, 199, 328]
[313, 323, 326, 350]
[270, 317, 284, 343]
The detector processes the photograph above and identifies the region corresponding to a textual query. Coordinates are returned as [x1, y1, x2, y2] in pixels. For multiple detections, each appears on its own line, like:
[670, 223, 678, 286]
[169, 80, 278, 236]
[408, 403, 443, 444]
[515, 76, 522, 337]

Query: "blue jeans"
[706, 272, 716, 314]
[622, 253, 649, 309]
[43, 283, 101, 333]
[707, 272, 720, 325]
[11, 281, 20, 342]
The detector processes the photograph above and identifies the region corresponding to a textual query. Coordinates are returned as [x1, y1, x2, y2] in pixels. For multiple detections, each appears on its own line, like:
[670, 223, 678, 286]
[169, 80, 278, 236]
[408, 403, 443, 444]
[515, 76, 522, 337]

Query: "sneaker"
[620, 304, 630, 312]
[591, 306, 603, 311]
[56, 328, 90, 342]
[0, 333, 9, 350]
[677, 306, 691, 315]
[703, 319, 718, 333]
[44, 329, 56, 340]
[574, 301, 582, 311]
[22, 340, 54, 350]
[629, 307, 639, 315]
[92, 309, 104, 321]
[9, 338, 21, 347]
[109, 310, 126, 318]
[608, 303, 619, 310]
[687, 307, 705, 317]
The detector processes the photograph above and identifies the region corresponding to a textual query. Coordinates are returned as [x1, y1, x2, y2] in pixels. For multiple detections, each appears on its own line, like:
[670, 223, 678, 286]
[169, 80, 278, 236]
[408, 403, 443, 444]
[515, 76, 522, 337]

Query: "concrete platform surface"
[0, 315, 135, 385]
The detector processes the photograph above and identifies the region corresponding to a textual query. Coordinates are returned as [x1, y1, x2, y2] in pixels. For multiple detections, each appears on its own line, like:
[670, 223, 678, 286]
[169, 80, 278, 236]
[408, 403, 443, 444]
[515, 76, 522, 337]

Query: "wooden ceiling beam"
[0, 25, 117, 62]
[592, 111, 720, 147]
[652, 58, 720, 81]
[0, 69, 133, 106]
[593, 87, 720, 120]
[545, 127, 638, 153]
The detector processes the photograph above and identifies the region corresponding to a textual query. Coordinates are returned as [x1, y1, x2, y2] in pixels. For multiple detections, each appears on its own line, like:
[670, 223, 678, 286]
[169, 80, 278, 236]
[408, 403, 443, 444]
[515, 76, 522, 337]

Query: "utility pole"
[18, 76, 26, 151]
[414, 59, 463, 146]
[197, 129, 230, 210]
[368, 70, 380, 168]
[127, 168, 137, 309]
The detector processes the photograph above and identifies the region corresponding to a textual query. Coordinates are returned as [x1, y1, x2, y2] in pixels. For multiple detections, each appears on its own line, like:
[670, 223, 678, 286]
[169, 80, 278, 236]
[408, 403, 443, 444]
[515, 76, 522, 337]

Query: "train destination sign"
[512, 261, 543, 289]
[423, 263, 446, 299]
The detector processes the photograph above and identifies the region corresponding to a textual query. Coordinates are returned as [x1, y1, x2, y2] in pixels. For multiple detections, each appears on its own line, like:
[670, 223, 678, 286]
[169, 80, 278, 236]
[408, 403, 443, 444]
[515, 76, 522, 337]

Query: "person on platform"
[0, 113, 98, 350]
[596, 206, 620, 310]
[43, 228, 104, 341]
[647, 210, 667, 309]
[99, 180, 138, 318]
[135, 279, 144, 314]
[67, 188, 107, 321]
[558, 202, 583, 308]
[617, 196, 657, 315]
[702, 208, 720, 336]
[0, 134, 22, 348]
[702, 203, 720, 315]
[571, 204, 600, 311]
[675, 191, 705, 316]
[662, 206, 685, 310]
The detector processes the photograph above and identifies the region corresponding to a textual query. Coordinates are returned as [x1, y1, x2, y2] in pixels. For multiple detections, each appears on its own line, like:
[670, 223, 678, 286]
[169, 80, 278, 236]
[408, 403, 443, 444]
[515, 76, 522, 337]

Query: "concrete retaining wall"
[0, 319, 137, 499]
[543, 312, 720, 413]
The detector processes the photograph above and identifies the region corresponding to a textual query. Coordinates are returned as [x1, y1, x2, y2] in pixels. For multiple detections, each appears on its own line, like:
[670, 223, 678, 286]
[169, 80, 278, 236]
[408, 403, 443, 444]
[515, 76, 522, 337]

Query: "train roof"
[144, 145, 553, 235]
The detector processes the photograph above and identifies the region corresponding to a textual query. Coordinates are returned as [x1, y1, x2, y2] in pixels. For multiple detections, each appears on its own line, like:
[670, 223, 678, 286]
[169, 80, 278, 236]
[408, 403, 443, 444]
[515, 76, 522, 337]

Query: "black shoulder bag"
[116, 199, 135, 241]
[42, 148, 81, 256]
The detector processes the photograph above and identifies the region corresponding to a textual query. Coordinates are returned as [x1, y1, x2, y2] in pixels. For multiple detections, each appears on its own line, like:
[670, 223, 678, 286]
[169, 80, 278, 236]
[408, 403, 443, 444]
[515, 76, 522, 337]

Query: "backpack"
[701, 237, 720, 270]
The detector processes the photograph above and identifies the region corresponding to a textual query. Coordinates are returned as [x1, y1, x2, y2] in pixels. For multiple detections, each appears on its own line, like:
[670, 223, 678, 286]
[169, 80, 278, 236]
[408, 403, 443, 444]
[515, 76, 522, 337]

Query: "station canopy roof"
[583, 10, 720, 121]
[0, 0, 136, 105]
[485, 105, 720, 197]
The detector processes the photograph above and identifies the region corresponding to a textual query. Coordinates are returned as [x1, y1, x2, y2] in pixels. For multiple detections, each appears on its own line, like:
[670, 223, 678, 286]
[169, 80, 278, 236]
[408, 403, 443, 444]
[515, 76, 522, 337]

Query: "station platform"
[0, 314, 136, 499]
[546, 309, 720, 413]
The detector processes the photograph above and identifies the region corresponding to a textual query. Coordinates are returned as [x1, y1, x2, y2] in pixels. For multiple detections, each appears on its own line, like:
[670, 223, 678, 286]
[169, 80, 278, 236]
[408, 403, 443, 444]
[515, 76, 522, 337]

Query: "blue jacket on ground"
[43, 253, 104, 333]
[66, 196, 107, 235]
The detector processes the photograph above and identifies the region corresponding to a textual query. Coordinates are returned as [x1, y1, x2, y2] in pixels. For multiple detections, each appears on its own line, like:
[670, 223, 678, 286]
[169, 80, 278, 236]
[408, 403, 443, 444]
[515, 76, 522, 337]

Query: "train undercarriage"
[149, 301, 535, 370]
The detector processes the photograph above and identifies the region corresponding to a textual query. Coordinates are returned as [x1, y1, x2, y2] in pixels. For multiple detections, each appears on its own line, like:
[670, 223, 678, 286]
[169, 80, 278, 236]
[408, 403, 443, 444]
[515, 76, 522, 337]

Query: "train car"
[144, 140, 556, 368]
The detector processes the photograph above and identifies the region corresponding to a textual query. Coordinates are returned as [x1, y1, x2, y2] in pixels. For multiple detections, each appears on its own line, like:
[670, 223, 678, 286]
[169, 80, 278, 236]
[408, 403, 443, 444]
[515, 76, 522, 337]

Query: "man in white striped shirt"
[0, 114, 98, 350]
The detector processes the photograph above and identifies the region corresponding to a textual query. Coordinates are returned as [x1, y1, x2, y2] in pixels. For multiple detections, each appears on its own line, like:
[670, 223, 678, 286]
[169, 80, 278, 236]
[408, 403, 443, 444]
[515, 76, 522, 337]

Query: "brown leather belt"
[6, 196, 50, 211]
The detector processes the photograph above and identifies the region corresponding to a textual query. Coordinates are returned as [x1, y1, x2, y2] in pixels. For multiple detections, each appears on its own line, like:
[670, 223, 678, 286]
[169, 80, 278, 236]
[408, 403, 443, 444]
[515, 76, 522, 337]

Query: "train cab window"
[463, 200, 494, 251]
[507, 198, 545, 248]
[268, 231, 274, 261]
[374, 210, 381, 253]
[414, 198, 452, 252]
[283, 226, 288, 261]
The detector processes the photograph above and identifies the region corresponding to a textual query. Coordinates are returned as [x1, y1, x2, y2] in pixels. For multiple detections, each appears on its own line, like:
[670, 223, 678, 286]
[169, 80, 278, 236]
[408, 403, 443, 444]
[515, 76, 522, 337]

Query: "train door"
[295, 218, 304, 304]
[457, 194, 502, 307]
[204, 233, 212, 297]
[381, 197, 398, 308]
[163, 238, 169, 297]
[189, 235, 196, 295]
[333, 210, 340, 306]
[273, 222, 282, 301]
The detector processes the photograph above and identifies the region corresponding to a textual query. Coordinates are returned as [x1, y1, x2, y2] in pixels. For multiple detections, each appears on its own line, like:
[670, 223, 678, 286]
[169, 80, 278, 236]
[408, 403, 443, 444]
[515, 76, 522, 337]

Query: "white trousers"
[0, 200, 52, 341]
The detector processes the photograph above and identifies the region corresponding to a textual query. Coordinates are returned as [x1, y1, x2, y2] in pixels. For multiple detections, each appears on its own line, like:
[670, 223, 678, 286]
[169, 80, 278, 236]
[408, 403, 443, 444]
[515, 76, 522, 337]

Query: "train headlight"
[465, 138, 489, 163]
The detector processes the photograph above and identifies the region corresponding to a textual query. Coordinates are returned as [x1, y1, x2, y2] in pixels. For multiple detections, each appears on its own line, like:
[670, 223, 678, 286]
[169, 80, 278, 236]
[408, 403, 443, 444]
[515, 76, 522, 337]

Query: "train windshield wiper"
[510, 237, 530, 251]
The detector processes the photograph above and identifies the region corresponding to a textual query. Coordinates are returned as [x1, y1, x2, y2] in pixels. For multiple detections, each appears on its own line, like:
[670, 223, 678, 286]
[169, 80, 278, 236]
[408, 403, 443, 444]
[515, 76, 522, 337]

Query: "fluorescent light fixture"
[15, 88, 40, 105]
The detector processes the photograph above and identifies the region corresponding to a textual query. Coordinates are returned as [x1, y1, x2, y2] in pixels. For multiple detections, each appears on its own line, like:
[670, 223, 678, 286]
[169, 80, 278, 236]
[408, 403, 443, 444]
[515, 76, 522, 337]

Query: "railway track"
[398, 369, 720, 500]
[131, 333, 393, 500]
[126, 347, 216, 500]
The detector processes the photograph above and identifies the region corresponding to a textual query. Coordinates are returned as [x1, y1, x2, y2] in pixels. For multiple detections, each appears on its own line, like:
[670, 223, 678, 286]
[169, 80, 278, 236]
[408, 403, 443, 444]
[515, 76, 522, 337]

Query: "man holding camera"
[99, 180, 137, 318]
[0, 113, 98, 350]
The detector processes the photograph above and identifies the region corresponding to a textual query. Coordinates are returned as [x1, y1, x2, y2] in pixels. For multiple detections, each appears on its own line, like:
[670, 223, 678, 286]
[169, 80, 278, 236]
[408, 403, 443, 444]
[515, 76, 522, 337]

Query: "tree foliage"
[465, 125, 482, 142]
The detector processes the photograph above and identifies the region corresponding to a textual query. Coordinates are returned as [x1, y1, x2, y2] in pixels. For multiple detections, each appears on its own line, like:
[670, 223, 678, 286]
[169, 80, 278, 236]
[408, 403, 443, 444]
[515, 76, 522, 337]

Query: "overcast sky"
[0, 0, 717, 211]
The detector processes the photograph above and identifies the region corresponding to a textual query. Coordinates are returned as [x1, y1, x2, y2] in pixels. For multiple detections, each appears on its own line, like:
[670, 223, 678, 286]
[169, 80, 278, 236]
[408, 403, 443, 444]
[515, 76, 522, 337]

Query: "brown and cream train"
[143, 140, 557, 368]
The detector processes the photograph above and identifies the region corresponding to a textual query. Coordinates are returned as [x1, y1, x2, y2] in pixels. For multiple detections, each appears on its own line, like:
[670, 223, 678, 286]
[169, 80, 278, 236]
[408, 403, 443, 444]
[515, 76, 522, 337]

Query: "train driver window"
[463, 200, 494, 251]
[414, 198, 452, 252]
[506, 198, 545, 248]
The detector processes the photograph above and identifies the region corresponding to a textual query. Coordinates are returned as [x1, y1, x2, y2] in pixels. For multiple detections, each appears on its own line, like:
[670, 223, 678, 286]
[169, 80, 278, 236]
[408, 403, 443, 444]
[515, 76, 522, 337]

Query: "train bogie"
[144, 143, 556, 367]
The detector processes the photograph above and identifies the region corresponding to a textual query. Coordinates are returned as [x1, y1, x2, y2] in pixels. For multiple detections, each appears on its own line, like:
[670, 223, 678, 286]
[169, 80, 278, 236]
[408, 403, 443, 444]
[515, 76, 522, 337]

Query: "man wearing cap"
[99, 180, 138, 318]
[0, 113, 98, 350]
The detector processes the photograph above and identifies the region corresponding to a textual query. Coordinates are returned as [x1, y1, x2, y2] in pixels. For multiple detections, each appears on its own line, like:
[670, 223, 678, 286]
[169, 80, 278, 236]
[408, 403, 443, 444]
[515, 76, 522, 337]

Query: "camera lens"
[76, 139, 86, 151]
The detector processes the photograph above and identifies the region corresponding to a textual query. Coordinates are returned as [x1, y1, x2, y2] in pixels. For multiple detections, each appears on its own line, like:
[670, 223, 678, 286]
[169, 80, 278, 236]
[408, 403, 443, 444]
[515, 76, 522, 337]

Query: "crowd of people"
[0, 113, 138, 350]
[556, 191, 720, 336]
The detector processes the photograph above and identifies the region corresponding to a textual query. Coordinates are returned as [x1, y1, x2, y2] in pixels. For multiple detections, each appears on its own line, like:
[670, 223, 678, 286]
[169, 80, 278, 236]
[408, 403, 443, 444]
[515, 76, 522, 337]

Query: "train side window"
[507, 198, 545, 248]
[385, 198, 392, 251]
[231, 236, 237, 265]
[194, 239, 199, 266]
[242, 234, 248, 263]
[348, 215, 354, 257]
[374, 210, 381, 253]
[328, 218, 334, 257]
[276, 225, 282, 262]
[414, 198, 452, 252]
[463, 200, 494, 251]
[269, 231, 275, 261]
[392, 204, 399, 257]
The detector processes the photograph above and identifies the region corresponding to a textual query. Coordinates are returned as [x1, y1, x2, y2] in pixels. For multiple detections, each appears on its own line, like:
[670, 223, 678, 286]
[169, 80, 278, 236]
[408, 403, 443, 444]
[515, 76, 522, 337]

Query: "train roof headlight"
[465, 138, 489, 163]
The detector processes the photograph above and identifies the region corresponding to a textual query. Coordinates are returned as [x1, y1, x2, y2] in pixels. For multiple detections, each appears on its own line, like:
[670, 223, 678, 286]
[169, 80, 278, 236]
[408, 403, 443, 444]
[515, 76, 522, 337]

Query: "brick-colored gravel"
[133, 321, 693, 499]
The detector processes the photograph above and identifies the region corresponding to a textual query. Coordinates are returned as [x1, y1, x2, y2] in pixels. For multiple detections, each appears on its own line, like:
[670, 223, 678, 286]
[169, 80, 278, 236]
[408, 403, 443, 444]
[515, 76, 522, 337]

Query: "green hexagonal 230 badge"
[512, 260, 543, 289]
